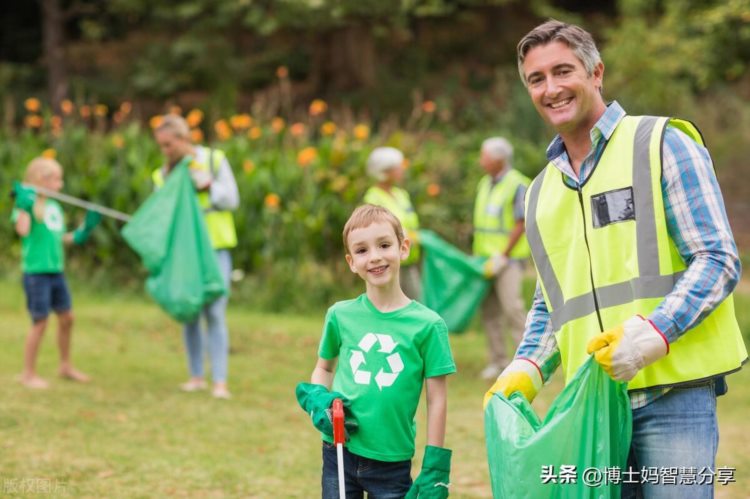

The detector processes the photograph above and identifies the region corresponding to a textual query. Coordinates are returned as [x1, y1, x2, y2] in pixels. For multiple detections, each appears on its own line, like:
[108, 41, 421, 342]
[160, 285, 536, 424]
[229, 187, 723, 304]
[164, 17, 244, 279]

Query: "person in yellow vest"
[363, 147, 422, 300]
[153, 114, 240, 400]
[485, 20, 747, 498]
[473, 137, 531, 381]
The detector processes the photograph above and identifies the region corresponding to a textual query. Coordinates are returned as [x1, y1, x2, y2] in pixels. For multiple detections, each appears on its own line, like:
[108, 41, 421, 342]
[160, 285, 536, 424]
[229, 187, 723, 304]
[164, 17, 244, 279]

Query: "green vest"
[363, 186, 420, 266]
[525, 115, 747, 391]
[152, 149, 238, 250]
[473, 169, 531, 259]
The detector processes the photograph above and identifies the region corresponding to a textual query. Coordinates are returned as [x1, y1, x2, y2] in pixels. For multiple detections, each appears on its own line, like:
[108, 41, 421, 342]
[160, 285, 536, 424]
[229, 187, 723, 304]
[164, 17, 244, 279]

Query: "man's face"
[480, 148, 505, 177]
[521, 40, 605, 136]
[154, 130, 191, 165]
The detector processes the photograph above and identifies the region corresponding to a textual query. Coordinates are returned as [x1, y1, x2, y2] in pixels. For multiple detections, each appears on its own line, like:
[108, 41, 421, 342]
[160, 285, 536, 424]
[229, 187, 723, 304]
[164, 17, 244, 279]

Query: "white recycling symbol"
[350, 332, 404, 391]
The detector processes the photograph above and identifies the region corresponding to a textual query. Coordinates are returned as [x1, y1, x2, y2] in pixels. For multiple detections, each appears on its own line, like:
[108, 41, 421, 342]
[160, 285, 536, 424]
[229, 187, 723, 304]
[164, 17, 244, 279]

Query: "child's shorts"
[22, 273, 72, 322]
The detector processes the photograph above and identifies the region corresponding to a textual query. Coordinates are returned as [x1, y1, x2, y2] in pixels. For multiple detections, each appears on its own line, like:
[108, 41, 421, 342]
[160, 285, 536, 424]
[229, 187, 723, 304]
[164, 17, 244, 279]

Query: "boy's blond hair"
[343, 204, 405, 254]
[24, 157, 63, 186]
[154, 113, 191, 141]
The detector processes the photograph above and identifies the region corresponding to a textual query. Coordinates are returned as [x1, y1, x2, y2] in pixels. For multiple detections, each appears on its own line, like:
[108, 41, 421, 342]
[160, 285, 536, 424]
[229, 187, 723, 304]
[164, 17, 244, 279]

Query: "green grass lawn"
[1, 278, 748, 498]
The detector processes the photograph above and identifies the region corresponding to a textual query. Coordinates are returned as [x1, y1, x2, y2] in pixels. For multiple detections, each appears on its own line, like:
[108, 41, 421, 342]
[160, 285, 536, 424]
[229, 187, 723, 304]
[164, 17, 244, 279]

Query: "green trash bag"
[485, 358, 632, 498]
[419, 229, 490, 333]
[121, 163, 226, 323]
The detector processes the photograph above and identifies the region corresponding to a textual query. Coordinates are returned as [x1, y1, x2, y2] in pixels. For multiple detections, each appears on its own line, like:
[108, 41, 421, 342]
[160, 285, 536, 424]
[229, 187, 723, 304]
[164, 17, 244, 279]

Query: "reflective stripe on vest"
[363, 186, 420, 265]
[526, 115, 747, 390]
[152, 149, 237, 249]
[473, 169, 531, 259]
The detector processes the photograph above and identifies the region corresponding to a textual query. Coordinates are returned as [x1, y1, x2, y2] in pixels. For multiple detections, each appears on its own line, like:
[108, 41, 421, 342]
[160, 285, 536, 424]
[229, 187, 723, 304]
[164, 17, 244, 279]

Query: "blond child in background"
[296, 204, 455, 498]
[12, 157, 101, 389]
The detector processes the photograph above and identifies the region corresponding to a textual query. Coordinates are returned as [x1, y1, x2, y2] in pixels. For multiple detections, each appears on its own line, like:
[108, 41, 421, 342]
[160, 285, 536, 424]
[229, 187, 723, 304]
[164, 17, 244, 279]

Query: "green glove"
[12, 181, 36, 213]
[295, 382, 359, 439]
[405, 446, 452, 498]
[72, 210, 102, 245]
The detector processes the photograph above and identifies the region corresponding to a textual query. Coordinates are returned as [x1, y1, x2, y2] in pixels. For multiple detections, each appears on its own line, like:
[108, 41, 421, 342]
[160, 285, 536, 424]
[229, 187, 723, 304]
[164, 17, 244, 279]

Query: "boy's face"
[40, 166, 64, 192]
[345, 221, 410, 288]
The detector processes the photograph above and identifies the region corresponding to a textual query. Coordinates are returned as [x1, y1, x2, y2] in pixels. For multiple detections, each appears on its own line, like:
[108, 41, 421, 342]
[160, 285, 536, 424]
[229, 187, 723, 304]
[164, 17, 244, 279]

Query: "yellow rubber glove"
[483, 359, 543, 409]
[482, 254, 508, 279]
[586, 315, 669, 382]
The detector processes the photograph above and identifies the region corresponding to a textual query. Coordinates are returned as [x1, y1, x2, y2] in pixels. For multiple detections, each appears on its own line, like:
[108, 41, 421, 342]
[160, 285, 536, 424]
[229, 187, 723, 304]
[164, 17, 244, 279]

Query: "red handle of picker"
[332, 398, 345, 446]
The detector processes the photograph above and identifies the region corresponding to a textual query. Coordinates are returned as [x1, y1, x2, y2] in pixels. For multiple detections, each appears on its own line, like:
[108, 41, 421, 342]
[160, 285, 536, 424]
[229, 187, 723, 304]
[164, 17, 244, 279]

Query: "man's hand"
[482, 254, 508, 279]
[12, 181, 36, 213]
[483, 359, 543, 408]
[586, 315, 669, 381]
[295, 382, 358, 438]
[405, 446, 451, 498]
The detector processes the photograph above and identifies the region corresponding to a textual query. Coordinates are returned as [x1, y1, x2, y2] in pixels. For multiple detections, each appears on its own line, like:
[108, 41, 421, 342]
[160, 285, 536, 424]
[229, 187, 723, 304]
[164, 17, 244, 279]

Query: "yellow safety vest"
[152, 149, 238, 250]
[525, 115, 747, 390]
[473, 169, 531, 259]
[363, 186, 420, 266]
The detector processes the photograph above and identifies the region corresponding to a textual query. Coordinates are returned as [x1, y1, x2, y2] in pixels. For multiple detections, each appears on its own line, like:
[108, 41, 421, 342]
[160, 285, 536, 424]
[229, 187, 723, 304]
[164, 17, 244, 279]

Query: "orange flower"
[60, 99, 74, 115]
[50, 115, 62, 129]
[24, 115, 43, 128]
[402, 158, 411, 169]
[309, 99, 327, 116]
[422, 100, 436, 113]
[276, 66, 289, 79]
[190, 128, 204, 143]
[427, 183, 441, 197]
[79, 105, 92, 118]
[353, 124, 370, 141]
[264, 193, 281, 209]
[297, 147, 318, 167]
[290, 122, 306, 137]
[112, 134, 125, 149]
[271, 117, 285, 133]
[120, 101, 132, 115]
[94, 104, 108, 117]
[24, 98, 41, 113]
[169, 105, 182, 115]
[243, 159, 255, 174]
[230, 114, 252, 130]
[149, 115, 164, 129]
[214, 119, 232, 141]
[320, 121, 337, 136]
[248, 126, 262, 140]
[186, 109, 204, 127]
[41, 148, 57, 159]
[113, 111, 124, 124]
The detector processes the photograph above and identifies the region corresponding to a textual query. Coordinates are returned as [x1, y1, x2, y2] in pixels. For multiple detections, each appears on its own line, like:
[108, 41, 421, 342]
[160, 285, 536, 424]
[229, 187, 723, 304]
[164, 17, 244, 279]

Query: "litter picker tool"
[17, 183, 132, 222]
[332, 398, 346, 499]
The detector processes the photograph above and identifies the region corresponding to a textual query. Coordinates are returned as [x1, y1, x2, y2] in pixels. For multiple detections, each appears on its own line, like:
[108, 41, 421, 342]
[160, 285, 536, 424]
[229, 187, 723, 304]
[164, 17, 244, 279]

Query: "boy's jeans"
[183, 250, 232, 383]
[622, 381, 718, 499]
[322, 442, 412, 499]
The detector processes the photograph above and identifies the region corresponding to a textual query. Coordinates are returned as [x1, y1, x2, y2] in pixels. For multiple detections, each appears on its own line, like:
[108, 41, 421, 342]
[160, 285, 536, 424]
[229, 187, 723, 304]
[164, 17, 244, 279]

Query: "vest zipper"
[577, 185, 605, 332]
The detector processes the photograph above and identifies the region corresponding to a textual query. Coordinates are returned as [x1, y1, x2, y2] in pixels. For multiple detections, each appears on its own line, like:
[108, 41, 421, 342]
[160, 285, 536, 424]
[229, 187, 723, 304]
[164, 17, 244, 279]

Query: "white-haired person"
[363, 147, 422, 300]
[152, 114, 240, 399]
[473, 137, 531, 380]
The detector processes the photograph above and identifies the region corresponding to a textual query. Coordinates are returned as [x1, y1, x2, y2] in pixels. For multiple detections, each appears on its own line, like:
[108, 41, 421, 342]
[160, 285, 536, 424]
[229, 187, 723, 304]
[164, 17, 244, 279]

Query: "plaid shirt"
[517, 101, 741, 409]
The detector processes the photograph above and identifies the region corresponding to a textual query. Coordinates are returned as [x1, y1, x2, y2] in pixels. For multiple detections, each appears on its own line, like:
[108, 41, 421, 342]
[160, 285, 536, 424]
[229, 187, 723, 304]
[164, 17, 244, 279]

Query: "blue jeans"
[183, 250, 232, 383]
[322, 442, 412, 499]
[23, 273, 72, 322]
[622, 381, 718, 499]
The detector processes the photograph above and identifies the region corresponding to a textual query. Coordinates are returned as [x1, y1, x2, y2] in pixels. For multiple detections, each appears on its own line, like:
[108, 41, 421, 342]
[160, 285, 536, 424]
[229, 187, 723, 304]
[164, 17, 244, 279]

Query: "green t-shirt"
[318, 294, 456, 461]
[12, 199, 66, 273]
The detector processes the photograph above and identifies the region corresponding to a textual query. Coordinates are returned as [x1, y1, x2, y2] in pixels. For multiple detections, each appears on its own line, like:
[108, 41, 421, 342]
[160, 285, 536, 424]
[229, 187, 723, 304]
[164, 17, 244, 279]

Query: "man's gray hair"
[155, 113, 191, 141]
[482, 137, 513, 165]
[517, 19, 601, 86]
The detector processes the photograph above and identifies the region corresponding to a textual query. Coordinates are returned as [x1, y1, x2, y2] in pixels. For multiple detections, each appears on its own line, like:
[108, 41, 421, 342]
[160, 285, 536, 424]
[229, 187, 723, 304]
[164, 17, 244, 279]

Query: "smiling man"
[484, 20, 748, 498]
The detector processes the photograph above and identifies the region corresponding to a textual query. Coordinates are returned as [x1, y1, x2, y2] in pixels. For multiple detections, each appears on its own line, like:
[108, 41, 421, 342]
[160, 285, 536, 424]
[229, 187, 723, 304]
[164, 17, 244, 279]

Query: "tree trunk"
[310, 22, 376, 95]
[41, 0, 68, 112]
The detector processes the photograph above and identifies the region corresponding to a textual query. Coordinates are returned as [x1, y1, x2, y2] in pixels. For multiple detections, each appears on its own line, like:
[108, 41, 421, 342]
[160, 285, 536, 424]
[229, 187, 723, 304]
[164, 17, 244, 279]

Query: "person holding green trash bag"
[364, 146, 422, 300]
[153, 114, 240, 400]
[485, 19, 748, 498]
[473, 137, 531, 381]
